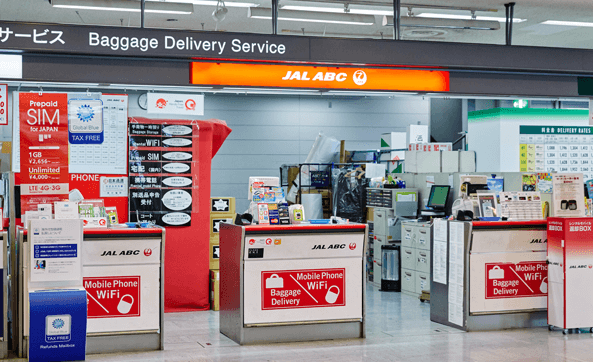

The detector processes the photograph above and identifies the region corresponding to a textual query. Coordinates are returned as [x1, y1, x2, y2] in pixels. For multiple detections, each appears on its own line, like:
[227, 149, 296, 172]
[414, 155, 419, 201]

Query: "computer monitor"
[427, 185, 450, 210]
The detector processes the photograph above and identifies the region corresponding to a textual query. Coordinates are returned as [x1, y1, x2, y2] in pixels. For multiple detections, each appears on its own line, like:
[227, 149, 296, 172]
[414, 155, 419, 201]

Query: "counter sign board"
[19, 92, 69, 198]
[485, 262, 548, 299]
[147, 93, 204, 116]
[84, 276, 141, 318]
[129, 122, 196, 226]
[262, 268, 345, 310]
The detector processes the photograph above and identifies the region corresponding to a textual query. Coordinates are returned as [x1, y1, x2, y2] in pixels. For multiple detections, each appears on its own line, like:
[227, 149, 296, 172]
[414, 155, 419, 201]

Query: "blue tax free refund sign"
[68, 98, 104, 144]
[29, 289, 87, 362]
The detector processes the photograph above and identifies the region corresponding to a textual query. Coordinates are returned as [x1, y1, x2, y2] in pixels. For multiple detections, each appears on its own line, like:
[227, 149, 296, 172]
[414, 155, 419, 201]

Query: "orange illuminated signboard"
[191, 62, 449, 92]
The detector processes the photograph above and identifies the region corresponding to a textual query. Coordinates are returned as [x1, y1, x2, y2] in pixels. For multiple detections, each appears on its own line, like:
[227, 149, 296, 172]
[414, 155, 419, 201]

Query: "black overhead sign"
[0, 21, 310, 61]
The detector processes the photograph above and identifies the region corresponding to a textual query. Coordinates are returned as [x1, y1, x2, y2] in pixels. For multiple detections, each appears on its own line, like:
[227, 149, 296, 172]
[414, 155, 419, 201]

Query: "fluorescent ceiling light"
[0, 55, 22, 79]
[148, 0, 257, 8]
[541, 20, 593, 27]
[417, 13, 526, 23]
[249, 8, 375, 26]
[281, 5, 392, 16]
[383, 15, 500, 30]
[51, 0, 193, 14]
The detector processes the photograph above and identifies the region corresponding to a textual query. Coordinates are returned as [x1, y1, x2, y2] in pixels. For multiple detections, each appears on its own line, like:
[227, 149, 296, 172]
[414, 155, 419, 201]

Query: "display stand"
[547, 217, 593, 334]
[219, 223, 367, 345]
[16, 227, 166, 357]
[431, 220, 548, 331]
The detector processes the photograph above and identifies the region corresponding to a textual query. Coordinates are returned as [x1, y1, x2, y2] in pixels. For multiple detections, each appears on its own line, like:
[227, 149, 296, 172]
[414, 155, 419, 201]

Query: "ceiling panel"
[0, 0, 592, 48]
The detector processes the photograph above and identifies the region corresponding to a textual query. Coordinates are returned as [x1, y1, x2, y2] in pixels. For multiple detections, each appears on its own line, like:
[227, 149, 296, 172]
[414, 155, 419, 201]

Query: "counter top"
[244, 223, 366, 232]
[472, 220, 547, 229]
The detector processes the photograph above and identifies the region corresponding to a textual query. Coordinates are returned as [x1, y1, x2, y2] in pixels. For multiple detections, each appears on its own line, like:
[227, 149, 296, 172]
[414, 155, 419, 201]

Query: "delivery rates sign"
[262, 268, 345, 310]
[485, 262, 547, 299]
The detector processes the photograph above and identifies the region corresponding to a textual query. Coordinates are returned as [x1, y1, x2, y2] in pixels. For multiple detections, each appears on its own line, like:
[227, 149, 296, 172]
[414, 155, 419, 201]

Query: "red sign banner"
[485, 262, 548, 299]
[84, 276, 141, 318]
[261, 268, 345, 310]
[19, 92, 69, 196]
[191, 62, 450, 92]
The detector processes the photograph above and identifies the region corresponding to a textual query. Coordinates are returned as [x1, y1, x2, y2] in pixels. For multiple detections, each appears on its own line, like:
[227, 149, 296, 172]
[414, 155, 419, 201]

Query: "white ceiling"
[1, 0, 593, 48]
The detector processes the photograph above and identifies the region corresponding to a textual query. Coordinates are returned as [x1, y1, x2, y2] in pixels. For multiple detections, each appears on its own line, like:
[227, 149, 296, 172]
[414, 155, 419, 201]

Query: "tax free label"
[68, 98, 104, 144]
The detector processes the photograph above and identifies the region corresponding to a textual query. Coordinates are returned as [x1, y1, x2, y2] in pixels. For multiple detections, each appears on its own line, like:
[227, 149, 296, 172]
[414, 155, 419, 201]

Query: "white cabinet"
[401, 221, 432, 297]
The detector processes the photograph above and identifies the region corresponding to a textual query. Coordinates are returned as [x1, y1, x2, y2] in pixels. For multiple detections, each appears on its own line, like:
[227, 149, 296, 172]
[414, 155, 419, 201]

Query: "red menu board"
[19, 93, 69, 212]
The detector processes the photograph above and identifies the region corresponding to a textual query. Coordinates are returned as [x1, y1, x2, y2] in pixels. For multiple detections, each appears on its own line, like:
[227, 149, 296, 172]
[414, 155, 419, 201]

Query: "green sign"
[513, 99, 529, 109]
[519, 125, 593, 135]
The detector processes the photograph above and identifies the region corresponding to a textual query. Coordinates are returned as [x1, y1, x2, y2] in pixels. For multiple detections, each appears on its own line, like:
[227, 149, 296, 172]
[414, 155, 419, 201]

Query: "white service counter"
[17, 227, 165, 357]
[220, 223, 367, 345]
[431, 220, 548, 331]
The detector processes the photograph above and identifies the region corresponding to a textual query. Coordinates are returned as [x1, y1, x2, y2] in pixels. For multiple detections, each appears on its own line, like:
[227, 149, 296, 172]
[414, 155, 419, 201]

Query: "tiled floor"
[9, 285, 593, 361]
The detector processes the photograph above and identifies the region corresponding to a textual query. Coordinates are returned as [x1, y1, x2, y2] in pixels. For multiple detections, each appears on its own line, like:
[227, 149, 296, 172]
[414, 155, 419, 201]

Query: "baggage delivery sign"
[485, 262, 547, 299]
[84, 276, 141, 318]
[261, 268, 345, 310]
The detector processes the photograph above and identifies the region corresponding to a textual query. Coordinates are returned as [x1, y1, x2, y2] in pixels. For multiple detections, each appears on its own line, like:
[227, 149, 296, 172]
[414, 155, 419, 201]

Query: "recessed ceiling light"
[281, 5, 392, 16]
[52, 0, 193, 14]
[541, 20, 593, 27]
[249, 8, 375, 26]
[416, 13, 526, 23]
[149, 0, 258, 8]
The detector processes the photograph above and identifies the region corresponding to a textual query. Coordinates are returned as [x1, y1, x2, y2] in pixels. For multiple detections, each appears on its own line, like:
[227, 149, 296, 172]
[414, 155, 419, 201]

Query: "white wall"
[192, 94, 429, 212]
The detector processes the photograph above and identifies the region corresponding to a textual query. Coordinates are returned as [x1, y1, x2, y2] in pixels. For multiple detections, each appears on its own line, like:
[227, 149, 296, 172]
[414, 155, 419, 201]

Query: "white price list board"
[519, 125, 593, 178]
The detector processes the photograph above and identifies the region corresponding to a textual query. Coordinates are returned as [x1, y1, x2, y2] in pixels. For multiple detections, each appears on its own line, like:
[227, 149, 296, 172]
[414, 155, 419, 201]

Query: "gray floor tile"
[7, 284, 593, 361]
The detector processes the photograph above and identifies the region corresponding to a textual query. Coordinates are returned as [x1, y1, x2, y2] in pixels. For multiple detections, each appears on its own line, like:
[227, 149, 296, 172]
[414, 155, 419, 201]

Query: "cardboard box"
[381, 132, 406, 173]
[426, 143, 452, 152]
[416, 151, 441, 173]
[210, 214, 235, 238]
[287, 166, 300, 189]
[210, 269, 220, 311]
[210, 237, 219, 269]
[407, 125, 429, 145]
[441, 151, 460, 173]
[366, 207, 374, 222]
[210, 197, 236, 215]
[459, 151, 476, 172]
[404, 151, 417, 173]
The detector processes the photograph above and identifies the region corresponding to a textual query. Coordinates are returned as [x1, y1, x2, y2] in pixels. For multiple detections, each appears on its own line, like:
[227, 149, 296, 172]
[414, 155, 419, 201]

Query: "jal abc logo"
[353, 70, 367, 86]
[349, 243, 357, 250]
[144, 248, 152, 256]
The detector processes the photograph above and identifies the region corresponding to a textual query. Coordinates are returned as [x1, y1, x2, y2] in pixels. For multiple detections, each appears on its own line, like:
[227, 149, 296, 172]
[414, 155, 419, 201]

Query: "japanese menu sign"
[19, 93, 69, 213]
[128, 122, 197, 226]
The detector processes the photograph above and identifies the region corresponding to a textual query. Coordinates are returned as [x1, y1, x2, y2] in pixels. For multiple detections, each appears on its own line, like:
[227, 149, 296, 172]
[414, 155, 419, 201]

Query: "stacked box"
[210, 197, 236, 269]
[211, 197, 236, 215]
[381, 132, 406, 173]
[210, 269, 220, 311]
